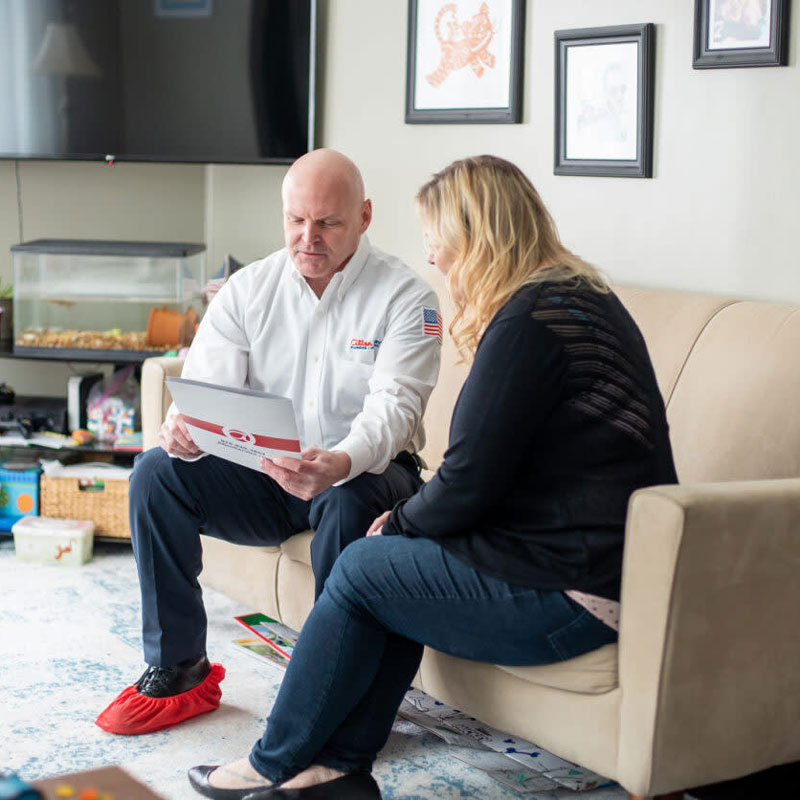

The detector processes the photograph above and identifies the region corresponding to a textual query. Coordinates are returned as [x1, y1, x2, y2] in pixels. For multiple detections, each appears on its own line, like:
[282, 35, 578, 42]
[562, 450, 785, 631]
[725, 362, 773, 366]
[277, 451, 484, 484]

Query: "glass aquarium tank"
[11, 240, 206, 360]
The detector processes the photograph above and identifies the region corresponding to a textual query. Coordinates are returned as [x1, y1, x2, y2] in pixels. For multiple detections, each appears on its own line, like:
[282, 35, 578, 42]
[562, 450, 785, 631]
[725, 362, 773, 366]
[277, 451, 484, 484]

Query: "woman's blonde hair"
[416, 155, 607, 358]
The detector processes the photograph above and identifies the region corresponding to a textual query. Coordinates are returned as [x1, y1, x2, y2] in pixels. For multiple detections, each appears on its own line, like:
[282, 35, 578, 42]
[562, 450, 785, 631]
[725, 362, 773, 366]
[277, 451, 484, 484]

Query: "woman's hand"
[366, 511, 391, 537]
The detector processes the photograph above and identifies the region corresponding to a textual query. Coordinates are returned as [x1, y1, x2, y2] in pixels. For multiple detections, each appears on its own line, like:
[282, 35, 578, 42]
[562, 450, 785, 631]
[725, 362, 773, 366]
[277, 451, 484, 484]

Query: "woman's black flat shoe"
[243, 772, 381, 799]
[188, 765, 273, 800]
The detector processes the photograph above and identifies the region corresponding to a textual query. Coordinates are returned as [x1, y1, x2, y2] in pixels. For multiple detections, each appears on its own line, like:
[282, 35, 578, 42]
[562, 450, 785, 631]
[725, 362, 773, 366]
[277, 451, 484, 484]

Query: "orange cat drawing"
[426, 2, 496, 88]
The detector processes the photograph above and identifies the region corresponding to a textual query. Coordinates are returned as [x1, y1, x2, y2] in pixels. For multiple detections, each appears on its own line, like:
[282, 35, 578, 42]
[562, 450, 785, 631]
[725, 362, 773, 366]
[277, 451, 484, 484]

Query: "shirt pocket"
[331, 358, 374, 418]
[343, 348, 376, 366]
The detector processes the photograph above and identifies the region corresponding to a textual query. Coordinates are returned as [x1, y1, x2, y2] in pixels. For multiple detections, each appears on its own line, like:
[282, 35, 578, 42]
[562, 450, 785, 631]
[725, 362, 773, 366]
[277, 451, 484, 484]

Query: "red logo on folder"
[183, 416, 301, 453]
[222, 427, 256, 444]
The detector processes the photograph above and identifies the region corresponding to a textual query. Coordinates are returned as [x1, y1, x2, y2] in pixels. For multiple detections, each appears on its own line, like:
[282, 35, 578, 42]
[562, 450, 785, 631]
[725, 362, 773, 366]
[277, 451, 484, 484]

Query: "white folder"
[166, 377, 301, 471]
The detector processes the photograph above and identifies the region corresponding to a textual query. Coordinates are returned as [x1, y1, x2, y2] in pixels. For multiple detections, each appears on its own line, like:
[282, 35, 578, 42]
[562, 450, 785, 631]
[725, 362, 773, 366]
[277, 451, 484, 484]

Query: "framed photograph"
[693, 0, 790, 68]
[405, 0, 525, 124]
[554, 24, 655, 178]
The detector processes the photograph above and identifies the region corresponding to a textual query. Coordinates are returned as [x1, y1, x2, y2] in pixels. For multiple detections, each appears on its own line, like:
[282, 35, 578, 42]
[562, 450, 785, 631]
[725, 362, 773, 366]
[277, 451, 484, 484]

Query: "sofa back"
[418, 284, 800, 486]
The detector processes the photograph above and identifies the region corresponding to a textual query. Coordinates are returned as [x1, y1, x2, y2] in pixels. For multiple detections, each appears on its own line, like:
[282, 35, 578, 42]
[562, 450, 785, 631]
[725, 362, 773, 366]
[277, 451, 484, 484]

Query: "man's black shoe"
[136, 654, 211, 697]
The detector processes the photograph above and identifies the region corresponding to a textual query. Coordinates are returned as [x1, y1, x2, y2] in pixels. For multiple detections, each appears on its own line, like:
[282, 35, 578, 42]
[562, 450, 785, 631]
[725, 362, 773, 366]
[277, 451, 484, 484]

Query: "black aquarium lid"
[11, 239, 206, 257]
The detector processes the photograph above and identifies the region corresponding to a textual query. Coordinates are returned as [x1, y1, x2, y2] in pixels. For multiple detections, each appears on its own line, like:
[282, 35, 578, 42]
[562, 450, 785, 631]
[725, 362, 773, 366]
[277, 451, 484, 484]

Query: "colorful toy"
[70, 429, 95, 446]
[0, 461, 41, 532]
[86, 366, 139, 443]
[0, 772, 42, 799]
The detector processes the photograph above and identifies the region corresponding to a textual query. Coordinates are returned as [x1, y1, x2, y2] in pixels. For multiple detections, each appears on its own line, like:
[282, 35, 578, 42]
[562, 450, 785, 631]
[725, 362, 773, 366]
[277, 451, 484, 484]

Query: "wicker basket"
[40, 474, 130, 539]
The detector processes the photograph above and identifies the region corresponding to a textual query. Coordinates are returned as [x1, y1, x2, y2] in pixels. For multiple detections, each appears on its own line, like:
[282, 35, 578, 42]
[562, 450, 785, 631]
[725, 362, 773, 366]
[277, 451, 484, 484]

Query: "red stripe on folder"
[182, 415, 302, 453]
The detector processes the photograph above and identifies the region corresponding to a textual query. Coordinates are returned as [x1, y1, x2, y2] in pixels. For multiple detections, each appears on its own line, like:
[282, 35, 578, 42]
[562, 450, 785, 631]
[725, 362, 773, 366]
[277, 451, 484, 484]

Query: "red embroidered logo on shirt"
[350, 338, 381, 350]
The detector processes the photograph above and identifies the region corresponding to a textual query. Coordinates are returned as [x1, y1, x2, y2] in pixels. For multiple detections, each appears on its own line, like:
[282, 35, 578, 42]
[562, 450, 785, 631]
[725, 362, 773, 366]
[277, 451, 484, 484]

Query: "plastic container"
[11, 239, 206, 361]
[0, 461, 41, 531]
[12, 516, 95, 565]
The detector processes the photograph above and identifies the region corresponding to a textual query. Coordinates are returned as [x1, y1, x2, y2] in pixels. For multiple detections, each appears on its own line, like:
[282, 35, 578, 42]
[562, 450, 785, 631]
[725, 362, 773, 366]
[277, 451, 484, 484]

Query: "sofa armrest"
[616, 479, 800, 795]
[140, 356, 185, 451]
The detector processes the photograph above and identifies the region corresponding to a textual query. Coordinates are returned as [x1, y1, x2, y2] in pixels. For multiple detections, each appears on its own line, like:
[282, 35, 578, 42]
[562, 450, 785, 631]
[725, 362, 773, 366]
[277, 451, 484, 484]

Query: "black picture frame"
[554, 24, 655, 178]
[405, 0, 525, 124]
[693, 0, 790, 68]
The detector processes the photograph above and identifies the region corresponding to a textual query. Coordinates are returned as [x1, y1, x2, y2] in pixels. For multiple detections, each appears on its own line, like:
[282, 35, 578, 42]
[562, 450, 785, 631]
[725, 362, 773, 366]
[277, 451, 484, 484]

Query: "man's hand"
[366, 510, 390, 537]
[158, 413, 202, 458]
[260, 448, 351, 501]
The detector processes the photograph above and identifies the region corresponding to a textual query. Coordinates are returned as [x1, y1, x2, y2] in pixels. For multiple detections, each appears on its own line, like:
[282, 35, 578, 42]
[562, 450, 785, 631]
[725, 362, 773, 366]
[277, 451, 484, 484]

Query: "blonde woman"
[188, 156, 677, 800]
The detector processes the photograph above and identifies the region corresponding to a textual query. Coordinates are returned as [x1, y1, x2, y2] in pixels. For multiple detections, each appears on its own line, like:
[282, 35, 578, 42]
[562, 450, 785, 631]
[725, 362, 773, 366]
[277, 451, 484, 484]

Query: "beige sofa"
[141, 283, 800, 799]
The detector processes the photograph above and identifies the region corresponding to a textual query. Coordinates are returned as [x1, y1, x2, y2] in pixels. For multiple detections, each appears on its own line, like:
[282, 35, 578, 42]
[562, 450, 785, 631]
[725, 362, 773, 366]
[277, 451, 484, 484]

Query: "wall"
[204, 162, 286, 274]
[320, 0, 800, 303]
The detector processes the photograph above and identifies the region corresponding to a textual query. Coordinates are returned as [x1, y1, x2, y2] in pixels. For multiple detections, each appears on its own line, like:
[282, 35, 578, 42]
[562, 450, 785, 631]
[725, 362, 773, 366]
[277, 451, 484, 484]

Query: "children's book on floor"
[234, 612, 298, 660]
[233, 637, 290, 668]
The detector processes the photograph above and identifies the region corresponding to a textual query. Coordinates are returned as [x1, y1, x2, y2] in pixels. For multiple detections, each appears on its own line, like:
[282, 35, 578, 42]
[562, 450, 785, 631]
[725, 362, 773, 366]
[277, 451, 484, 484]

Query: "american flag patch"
[423, 307, 442, 343]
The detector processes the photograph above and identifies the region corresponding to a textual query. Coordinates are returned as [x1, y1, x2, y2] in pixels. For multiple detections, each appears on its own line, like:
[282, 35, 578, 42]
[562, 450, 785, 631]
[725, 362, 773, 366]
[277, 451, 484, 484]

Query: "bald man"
[97, 150, 441, 734]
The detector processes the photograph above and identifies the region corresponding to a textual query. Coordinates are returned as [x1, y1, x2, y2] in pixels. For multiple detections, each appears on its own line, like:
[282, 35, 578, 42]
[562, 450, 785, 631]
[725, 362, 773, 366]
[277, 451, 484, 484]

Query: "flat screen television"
[0, 0, 315, 164]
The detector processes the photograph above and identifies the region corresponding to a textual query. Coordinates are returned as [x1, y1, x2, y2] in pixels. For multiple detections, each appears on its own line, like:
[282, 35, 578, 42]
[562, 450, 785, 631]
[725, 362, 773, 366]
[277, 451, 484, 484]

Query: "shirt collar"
[336, 236, 370, 300]
[288, 236, 370, 301]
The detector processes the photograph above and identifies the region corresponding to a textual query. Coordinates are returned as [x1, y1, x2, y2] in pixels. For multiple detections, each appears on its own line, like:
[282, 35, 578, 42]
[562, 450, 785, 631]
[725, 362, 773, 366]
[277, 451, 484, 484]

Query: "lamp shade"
[32, 22, 101, 77]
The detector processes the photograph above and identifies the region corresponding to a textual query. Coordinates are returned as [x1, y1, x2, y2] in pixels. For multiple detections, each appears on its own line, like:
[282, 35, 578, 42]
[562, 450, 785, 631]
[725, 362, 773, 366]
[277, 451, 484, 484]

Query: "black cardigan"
[381, 280, 678, 600]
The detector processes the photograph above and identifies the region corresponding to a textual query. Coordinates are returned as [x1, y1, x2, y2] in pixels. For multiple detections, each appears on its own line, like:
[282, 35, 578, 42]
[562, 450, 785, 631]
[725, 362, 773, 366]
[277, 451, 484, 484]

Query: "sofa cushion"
[495, 643, 618, 694]
[417, 650, 622, 776]
[664, 301, 800, 483]
[417, 274, 468, 471]
[280, 530, 314, 565]
[614, 285, 734, 406]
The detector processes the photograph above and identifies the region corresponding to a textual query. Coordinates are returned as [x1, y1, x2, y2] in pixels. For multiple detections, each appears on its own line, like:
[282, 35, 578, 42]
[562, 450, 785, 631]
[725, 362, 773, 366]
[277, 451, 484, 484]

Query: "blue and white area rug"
[0, 539, 627, 799]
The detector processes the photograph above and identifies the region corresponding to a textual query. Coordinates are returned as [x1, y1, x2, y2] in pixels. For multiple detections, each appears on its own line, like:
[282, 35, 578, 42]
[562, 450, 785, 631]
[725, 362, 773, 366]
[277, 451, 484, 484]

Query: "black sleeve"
[382, 311, 567, 539]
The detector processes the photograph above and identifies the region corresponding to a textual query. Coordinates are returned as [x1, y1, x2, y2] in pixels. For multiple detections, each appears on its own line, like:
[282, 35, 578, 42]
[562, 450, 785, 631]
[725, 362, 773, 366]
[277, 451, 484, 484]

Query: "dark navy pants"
[128, 447, 422, 666]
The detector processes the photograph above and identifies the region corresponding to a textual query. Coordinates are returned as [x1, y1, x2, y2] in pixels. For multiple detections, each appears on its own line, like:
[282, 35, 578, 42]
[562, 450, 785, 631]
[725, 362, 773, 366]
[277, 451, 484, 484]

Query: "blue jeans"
[249, 535, 618, 783]
[128, 448, 421, 666]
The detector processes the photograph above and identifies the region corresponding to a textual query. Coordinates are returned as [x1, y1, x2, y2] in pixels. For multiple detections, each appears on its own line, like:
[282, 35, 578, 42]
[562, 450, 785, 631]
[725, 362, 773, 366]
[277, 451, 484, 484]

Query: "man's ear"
[360, 199, 373, 234]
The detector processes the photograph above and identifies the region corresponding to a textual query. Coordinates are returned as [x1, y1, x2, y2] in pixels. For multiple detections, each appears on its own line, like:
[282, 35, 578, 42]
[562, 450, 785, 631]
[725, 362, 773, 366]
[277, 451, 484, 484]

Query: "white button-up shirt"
[173, 236, 441, 482]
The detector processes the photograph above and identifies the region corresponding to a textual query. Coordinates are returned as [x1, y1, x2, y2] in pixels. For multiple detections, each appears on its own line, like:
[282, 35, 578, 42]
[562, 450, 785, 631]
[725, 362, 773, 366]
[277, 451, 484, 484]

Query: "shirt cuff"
[168, 451, 208, 463]
[330, 434, 375, 485]
[380, 501, 407, 536]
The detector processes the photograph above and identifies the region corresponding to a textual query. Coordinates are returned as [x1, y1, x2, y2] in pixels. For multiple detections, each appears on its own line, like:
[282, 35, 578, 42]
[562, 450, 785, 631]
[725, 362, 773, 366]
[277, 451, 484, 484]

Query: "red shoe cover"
[95, 662, 225, 735]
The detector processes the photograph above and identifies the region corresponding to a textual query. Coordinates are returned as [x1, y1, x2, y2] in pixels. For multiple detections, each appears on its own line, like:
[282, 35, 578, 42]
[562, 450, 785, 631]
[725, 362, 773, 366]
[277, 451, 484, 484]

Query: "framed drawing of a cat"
[405, 0, 525, 123]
